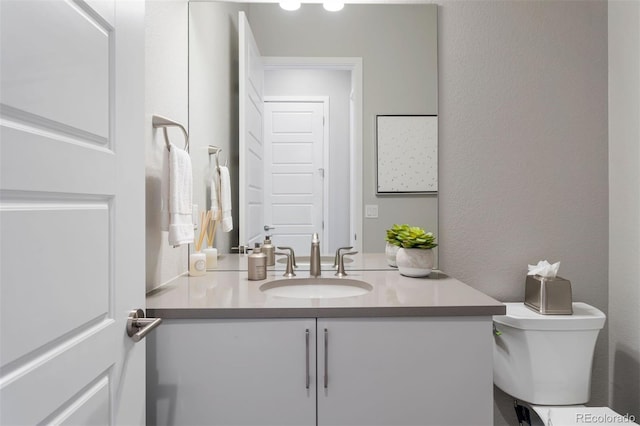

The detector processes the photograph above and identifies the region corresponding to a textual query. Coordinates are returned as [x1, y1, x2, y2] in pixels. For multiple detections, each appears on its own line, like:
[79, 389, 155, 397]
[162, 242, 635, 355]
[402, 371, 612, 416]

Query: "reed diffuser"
[203, 209, 220, 269]
[189, 210, 211, 276]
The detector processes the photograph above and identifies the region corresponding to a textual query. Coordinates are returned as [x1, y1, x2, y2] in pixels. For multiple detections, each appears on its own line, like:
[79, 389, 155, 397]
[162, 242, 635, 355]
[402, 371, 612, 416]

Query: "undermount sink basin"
[260, 278, 372, 299]
[276, 256, 353, 266]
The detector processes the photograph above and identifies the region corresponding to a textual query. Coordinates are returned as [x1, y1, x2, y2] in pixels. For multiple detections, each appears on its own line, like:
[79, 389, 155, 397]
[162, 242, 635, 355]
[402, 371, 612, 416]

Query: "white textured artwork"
[376, 115, 438, 193]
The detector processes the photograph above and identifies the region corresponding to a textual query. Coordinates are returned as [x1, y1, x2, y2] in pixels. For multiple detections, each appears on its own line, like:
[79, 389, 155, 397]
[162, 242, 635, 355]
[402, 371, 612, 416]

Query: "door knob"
[126, 309, 162, 342]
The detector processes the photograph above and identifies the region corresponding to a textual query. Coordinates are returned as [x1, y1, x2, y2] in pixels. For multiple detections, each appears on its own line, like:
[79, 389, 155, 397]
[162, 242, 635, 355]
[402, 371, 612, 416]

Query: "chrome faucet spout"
[310, 233, 321, 277]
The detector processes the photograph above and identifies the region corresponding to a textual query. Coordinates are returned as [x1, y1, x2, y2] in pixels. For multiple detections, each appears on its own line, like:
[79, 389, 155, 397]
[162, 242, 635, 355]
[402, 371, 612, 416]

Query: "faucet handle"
[275, 251, 296, 278]
[335, 251, 358, 277]
[333, 246, 354, 268]
[277, 246, 297, 268]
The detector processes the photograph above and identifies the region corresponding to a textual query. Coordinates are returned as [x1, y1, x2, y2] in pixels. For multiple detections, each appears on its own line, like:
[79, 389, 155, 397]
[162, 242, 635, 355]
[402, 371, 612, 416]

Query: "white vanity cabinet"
[147, 318, 317, 426]
[317, 317, 494, 426]
[147, 316, 494, 426]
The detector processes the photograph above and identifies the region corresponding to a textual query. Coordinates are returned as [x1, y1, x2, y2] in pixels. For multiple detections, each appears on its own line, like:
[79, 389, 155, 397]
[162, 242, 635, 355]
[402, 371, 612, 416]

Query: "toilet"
[493, 302, 638, 426]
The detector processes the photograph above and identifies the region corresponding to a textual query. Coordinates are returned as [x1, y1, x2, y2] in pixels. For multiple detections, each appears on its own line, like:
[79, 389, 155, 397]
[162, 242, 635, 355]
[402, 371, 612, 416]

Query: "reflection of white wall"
[145, 1, 189, 292]
[189, 1, 247, 254]
[264, 69, 351, 252]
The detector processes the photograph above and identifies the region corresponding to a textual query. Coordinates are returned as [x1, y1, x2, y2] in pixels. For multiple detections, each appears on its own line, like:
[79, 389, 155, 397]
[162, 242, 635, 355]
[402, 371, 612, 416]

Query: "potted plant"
[384, 224, 404, 267]
[386, 224, 437, 277]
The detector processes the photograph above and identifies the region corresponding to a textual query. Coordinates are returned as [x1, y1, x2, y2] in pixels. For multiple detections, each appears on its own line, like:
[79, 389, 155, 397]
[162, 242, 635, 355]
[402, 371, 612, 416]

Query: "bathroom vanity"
[146, 254, 504, 426]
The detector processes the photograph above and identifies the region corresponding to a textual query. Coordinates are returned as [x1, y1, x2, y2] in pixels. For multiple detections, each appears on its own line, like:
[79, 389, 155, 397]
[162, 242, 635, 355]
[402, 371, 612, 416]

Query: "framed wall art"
[376, 115, 438, 194]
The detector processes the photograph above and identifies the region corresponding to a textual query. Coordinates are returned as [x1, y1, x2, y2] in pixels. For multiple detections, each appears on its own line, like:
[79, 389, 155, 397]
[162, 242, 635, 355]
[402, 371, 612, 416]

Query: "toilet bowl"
[493, 302, 638, 426]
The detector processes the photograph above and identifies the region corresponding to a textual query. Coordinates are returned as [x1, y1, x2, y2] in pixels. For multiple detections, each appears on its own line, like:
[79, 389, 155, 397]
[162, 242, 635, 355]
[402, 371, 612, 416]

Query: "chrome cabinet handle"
[324, 328, 329, 389]
[305, 329, 310, 389]
[126, 309, 162, 342]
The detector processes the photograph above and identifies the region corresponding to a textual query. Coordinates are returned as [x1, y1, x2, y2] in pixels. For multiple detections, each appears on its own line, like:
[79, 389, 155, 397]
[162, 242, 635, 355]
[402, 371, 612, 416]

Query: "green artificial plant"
[385, 224, 438, 249]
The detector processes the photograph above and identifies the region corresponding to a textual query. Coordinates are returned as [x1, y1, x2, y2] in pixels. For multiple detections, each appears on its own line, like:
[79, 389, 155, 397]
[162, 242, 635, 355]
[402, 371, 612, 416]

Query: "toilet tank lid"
[493, 302, 606, 331]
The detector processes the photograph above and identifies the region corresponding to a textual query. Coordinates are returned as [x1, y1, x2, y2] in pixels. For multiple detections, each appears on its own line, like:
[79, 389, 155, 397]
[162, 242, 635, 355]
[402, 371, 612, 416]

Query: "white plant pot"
[385, 243, 400, 267]
[396, 248, 434, 277]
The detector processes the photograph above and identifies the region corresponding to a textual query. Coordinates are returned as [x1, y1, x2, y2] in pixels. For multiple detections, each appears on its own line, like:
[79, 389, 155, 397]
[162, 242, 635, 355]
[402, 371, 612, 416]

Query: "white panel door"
[0, 1, 146, 424]
[239, 11, 265, 249]
[264, 101, 326, 255]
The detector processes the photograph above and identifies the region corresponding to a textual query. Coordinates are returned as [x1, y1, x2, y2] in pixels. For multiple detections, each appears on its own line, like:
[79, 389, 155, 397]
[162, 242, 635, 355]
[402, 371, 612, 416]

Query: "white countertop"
[146, 255, 505, 319]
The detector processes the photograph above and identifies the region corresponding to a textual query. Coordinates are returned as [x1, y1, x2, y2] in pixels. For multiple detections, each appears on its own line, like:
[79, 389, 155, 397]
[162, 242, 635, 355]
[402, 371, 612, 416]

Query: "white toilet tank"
[493, 302, 606, 405]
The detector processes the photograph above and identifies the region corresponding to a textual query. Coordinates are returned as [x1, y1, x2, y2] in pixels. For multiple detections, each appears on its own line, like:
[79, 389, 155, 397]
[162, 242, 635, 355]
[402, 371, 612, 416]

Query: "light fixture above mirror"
[323, 0, 344, 11]
[279, 0, 300, 10]
[279, 0, 344, 12]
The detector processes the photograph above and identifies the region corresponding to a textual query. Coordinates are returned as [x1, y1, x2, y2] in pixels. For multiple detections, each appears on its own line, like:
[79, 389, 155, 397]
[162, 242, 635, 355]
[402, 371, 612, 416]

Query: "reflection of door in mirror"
[261, 64, 359, 256]
[264, 99, 328, 255]
[239, 11, 264, 249]
[240, 14, 357, 255]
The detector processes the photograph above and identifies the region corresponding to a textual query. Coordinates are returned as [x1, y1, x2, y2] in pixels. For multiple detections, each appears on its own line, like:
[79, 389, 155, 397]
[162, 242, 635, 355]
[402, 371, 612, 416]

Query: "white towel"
[219, 166, 233, 232]
[160, 148, 170, 231]
[210, 168, 220, 219]
[168, 143, 194, 246]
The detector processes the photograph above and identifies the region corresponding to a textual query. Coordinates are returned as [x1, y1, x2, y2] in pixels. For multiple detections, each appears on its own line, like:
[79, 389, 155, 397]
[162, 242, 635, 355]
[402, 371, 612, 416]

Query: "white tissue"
[527, 260, 560, 278]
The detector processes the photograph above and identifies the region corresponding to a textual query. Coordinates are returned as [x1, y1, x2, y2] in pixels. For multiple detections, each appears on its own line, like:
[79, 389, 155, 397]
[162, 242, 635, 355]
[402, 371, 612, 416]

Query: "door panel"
[317, 318, 494, 426]
[264, 101, 326, 254]
[239, 11, 264, 248]
[148, 319, 316, 426]
[0, 1, 145, 424]
[0, 0, 110, 140]
[1, 204, 109, 366]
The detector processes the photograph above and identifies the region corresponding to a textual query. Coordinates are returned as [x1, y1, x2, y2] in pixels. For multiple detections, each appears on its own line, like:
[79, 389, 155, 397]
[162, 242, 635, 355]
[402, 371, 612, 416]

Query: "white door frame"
[264, 96, 330, 250]
[262, 57, 363, 251]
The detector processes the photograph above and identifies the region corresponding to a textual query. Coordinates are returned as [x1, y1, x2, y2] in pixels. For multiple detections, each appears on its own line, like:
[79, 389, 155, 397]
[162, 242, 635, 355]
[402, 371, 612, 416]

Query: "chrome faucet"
[309, 233, 321, 277]
[335, 250, 358, 278]
[275, 249, 296, 278]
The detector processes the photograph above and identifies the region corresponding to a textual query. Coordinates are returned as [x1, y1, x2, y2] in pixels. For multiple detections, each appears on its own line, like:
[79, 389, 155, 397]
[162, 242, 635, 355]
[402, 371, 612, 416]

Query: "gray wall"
[608, 0, 640, 419]
[248, 4, 439, 253]
[438, 1, 609, 424]
[264, 69, 352, 252]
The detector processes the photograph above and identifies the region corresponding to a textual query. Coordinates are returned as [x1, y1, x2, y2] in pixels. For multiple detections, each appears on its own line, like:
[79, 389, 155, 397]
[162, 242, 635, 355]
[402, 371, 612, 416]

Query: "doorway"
[263, 58, 363, 253]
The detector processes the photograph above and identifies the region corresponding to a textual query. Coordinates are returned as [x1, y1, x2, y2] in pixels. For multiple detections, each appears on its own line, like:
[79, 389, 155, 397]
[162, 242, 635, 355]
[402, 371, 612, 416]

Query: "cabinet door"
[317, 317, 493, 426]
[147, 318, 316, 426]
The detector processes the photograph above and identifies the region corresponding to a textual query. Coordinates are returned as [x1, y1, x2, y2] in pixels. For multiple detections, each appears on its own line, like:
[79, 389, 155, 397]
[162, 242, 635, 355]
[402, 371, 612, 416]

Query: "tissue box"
[524, 275, 573, 315]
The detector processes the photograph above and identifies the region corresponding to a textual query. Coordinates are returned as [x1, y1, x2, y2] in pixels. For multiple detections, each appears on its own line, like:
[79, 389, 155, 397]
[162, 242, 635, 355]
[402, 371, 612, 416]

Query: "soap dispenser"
[262, 235, 275, 266]
[248, 243, 267, 281]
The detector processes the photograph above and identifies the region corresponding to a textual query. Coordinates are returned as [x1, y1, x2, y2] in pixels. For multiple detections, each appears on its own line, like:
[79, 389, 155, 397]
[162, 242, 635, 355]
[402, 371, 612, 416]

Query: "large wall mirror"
[188, 1, 438, 259]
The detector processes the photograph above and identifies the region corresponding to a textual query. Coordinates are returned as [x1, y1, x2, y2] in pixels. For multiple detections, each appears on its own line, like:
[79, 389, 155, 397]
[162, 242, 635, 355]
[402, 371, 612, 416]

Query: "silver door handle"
[324, 328, 329, 389]
[305, 328, 310, 389]
[127, 309, 162, 342]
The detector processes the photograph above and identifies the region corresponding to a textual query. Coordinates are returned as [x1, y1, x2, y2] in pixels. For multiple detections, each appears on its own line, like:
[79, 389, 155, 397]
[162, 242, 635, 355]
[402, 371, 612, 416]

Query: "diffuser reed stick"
[207, 209, 220, 248]
[195, 210, 211, 252]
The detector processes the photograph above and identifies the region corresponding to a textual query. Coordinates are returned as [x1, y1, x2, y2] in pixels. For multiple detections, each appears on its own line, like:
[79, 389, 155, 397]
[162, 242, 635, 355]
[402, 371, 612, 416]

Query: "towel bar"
[152, 115, 189, 151]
